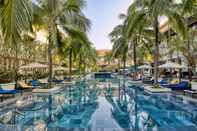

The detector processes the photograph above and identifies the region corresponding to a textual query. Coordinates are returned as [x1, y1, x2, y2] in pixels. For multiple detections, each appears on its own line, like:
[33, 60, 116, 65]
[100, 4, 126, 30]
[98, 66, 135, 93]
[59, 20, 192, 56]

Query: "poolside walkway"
[192, 82, 197, 90]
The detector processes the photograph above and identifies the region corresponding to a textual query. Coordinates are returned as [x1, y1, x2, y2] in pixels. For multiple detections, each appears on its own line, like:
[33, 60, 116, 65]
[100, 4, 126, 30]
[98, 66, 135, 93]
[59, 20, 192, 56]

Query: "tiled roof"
[96, 49, 111, 57]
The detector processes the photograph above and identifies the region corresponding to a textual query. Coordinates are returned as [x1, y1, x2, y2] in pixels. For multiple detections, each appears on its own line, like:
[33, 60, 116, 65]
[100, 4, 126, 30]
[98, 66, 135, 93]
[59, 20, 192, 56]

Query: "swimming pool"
[0, 79, 197, 131]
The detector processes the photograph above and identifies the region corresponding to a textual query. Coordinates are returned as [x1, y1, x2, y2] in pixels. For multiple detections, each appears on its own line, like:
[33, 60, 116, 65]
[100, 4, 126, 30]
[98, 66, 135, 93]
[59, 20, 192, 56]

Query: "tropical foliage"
[0, 0, 97, 86]
[110, 0, 197, 83]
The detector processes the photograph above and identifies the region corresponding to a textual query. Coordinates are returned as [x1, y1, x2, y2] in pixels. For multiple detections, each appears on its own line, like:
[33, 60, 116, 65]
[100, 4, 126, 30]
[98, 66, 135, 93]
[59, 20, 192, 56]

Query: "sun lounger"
[39, 79, 48, 84]
[142, 76, 154, 84]
[30, 80, 40, 88]
[142, 80, 154, 84]
[53, 79, 64, 84]
[0, 83, 17, 101]
[0, 90, 17, 94]
[158, 78, 172, 85]
[18, 81, 34, 89]
[0, 83, 15, 91]
[163, 81, 190, 90]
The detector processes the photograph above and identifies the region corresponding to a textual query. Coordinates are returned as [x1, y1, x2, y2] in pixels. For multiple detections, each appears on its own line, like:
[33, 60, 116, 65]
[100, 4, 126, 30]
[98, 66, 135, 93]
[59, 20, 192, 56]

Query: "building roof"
[96, 49, 111, 57]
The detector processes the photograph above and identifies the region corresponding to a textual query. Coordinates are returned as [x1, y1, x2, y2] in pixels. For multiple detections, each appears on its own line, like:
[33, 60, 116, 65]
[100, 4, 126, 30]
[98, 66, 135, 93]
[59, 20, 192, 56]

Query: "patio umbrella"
[53, 66, 68, 71]
[19, 62, 48, 80]
[53, 66, 77, 71]
[138, 65, 152, 69]
[19, 62, 48, 70]
[158, 61, 186, 69]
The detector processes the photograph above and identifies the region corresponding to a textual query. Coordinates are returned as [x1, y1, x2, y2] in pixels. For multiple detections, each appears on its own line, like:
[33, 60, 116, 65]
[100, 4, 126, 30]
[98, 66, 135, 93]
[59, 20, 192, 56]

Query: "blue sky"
[84, 0, 133, 49]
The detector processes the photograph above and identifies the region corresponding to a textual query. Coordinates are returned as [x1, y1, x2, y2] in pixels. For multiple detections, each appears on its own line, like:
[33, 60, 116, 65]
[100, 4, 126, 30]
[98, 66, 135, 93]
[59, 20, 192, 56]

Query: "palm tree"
[109, 25, 128, 78]
[125, 0, 187, 84]
[56, 28, 92, 78]
[77, 44, 97, 75]
[0, 0, 32, 85]
[180, 0, 197, 81]
[34, 0, 90, 86]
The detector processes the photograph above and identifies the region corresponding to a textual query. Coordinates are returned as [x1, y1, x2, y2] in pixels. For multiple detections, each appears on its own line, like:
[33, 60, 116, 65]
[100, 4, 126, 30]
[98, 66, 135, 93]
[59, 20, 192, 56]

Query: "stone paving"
[192, 82, 197, 90]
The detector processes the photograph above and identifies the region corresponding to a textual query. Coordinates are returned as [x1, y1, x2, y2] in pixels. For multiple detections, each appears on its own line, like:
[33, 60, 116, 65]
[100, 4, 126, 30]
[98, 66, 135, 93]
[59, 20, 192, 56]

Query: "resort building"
[159, 16, 197, 74]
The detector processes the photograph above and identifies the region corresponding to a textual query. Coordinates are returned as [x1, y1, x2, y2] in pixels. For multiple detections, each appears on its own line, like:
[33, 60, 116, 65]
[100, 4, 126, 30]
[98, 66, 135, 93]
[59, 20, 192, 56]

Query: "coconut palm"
[56, 26, 92, 78]
[77, 44, 97, 75]
[0, 0, 33, 84]
[109, 24, 129, 78]
[34, 0, 90, 86]
[180, 0, 197, 81]
[125, 0, 187, 84]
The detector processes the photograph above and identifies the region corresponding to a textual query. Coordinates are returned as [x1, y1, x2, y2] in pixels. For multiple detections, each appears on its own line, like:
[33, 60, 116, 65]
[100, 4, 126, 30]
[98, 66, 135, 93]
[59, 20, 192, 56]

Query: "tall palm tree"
[0, 0, 32, 85]
[180, 0, 197, 81]
[109, 25, 128, 78]
[77, 43, 97, 75]
[35, 0, 90, 86]
[125, 0, 187, 84]
[56, 28, 92, 78]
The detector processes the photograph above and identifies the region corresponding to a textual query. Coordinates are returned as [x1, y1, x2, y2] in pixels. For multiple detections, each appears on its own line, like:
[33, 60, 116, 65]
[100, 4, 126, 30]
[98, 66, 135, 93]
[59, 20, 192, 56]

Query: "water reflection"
[0, 79, 197, 130]
[0, 81, 99, 130]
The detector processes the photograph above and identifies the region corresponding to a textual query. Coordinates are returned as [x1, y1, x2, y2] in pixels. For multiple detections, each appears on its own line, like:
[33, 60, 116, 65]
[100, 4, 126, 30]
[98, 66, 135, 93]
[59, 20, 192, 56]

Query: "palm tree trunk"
[14, 44, 18, 88]
[178, 57, 182, 83]
[69, 48, 72, 79]
[83, 60, 86, 78]
[118, 59, 121, 75]
[154, 18, 159, 84]
[78, 55, 82, 75]
[123, 56, 126, 89]
[187, 34, 192, 82]
[123, 57, 126, 78]
[133, 38, 137, 80]
[48, 23, 53, 88]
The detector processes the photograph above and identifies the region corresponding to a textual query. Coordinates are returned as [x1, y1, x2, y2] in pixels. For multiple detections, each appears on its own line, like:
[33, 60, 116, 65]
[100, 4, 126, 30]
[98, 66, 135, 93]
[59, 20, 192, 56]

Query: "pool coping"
[32, 86, 62, 93]
[143, 85, 172, 93]
[32, 82, 75, 93]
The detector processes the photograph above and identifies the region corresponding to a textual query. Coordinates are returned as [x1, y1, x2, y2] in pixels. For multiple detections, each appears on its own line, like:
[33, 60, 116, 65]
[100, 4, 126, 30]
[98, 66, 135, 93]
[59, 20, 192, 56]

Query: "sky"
[84, 0, 133, 50]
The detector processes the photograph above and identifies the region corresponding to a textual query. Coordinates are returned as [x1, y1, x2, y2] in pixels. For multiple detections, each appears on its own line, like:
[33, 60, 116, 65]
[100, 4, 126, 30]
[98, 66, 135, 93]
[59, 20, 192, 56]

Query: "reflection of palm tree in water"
[127, 87, 141, 130]
[105, 86, 131, 130]
[47, 82, 98, 128]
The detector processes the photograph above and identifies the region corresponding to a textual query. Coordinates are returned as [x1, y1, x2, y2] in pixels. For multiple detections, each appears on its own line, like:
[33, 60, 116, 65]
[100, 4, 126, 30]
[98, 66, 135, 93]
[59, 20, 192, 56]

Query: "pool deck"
[33, 82, 74, 93]
[192, 82, 197, 90]
[143, 85, 171, 93]
[128, 80, 197, 90]
[32, 86, 63, 93]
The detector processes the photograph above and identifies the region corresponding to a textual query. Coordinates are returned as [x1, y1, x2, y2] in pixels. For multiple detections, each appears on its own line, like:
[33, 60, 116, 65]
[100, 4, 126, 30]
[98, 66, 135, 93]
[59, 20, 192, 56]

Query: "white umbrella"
[19, 62, 48, 70]
[138, 65, 152, 69]
[159, 61, 186, 69]
[53, 66, 68, 71]
[53, 66, 77, 71]
[18, 70, 33, 75]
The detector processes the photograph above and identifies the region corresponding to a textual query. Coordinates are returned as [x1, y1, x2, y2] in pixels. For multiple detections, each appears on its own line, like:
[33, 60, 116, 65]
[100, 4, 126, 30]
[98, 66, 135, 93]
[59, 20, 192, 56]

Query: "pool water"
[1, 80, 197, 131]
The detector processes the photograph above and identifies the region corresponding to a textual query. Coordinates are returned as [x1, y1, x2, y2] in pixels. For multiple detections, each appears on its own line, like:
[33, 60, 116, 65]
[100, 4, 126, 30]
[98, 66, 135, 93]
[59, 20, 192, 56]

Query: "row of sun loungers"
[0, 77, 75, 101]
[0, 82, 39, 101]
[141, 77, 197, 97]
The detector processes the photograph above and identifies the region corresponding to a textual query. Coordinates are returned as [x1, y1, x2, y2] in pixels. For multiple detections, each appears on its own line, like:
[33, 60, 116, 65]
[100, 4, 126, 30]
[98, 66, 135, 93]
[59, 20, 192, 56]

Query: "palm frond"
[167, 11, 188, 39]
[0, 0, 32, 46]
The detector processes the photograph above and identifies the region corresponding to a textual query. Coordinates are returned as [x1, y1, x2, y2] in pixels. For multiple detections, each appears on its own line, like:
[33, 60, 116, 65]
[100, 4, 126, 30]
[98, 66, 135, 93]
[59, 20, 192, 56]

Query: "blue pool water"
[0, 80, 197, 131]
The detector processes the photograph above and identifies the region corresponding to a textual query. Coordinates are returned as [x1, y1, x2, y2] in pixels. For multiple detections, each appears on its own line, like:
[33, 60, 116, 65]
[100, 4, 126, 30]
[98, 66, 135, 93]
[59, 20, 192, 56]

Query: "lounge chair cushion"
[170, 79, 179, 84]
[31, 80, 40, 87]
[18, 82, 33, 89]
[0, 83, 15, 90]
[0, 90, 16, 94]
[53, 79, 64, 83]
[165, 81, 189, 90]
